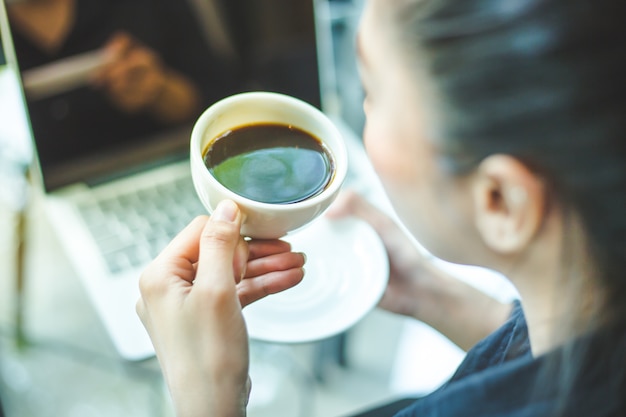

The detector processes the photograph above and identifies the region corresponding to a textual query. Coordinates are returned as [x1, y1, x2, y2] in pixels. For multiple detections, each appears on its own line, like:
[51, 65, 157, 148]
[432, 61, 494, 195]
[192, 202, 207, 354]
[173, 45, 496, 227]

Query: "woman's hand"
[327, 190, 511, 351]
[327, 190, 431, 319]
[93, 32, 200, 122]
[136, 200, 305, 417]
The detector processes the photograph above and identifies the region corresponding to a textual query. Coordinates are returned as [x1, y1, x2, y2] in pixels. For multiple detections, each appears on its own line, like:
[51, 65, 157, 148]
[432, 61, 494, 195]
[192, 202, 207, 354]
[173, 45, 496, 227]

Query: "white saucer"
[243, 216, 389, 343]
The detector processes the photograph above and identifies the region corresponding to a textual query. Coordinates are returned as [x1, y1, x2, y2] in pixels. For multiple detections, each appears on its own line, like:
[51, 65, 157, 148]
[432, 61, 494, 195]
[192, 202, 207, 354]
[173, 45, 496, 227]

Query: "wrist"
[166, 366, 249, 417]
[410, 262, 512, 350]
[408, 261, 453, 323]
[169, 381, 248, 417]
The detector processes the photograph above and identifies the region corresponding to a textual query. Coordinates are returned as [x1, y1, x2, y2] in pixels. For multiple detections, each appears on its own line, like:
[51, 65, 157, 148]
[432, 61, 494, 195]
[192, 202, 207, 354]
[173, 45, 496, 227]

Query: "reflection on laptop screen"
[7, 0, 321, 191]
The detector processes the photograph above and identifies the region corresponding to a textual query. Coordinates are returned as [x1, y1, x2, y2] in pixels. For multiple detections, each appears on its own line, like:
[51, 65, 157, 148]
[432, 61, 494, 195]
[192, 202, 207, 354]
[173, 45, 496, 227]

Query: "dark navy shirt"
[395, 301, 626, 417]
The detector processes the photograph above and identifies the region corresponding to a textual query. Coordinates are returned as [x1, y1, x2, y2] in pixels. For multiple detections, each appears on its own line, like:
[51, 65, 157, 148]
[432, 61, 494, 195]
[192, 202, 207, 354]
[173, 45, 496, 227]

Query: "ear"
[472, 155, 546, 254]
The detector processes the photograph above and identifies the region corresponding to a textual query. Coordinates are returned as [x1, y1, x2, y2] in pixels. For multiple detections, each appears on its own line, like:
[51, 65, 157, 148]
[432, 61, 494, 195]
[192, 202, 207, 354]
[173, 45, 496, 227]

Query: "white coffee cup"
[190, 91, 348, 239]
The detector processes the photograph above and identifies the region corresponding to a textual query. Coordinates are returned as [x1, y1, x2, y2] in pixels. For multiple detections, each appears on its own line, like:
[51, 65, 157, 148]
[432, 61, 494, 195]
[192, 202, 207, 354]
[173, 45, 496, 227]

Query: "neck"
[502, 210, 602, 356]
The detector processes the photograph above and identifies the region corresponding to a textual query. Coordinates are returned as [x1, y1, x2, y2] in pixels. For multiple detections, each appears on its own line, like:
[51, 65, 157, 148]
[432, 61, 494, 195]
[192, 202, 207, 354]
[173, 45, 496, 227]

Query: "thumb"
[105, 31, 133, 54]
[194, 200, 243, 290]
[326, 190, 407, 252]
[327, 190, 389, 232]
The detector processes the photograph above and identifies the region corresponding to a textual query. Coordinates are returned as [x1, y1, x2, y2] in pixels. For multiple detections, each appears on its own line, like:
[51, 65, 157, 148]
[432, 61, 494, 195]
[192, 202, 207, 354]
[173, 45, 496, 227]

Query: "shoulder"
[393, 310, 626, 417]
[448, 299, 531, 382]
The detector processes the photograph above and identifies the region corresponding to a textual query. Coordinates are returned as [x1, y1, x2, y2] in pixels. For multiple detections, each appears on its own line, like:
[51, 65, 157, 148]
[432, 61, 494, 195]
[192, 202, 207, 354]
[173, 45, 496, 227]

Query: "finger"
[195, 200, 243, 290]
[93, 31, 134, 85]
[135, 297, 147, 323]
[325, 189, 363, 218]
[325, 191, 419, 267]
[104, 31, 133, 57]
[247, 239, 292, 261]
[105, 59, 142, 90]
[95, 59, 134, 95]
[244, 252, 306, 278]
[100, 47, 152, 89]
[128, 47, 161, 68]
[326, 190, 395, 237]
[237, 268, 305, 308]
[137, 218, 207, 314]
[157, 215, 208, 264]
[232, 237, 249, 283]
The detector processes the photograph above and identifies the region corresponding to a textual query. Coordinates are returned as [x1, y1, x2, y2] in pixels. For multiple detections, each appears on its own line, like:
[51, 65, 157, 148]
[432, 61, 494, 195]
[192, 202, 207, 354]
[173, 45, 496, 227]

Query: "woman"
[136, 0, 626, 416]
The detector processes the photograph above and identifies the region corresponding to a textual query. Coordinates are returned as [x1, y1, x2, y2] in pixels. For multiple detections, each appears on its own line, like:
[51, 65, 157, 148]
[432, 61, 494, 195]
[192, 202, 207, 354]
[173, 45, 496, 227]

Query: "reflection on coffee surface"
[204, 123, 334, 204]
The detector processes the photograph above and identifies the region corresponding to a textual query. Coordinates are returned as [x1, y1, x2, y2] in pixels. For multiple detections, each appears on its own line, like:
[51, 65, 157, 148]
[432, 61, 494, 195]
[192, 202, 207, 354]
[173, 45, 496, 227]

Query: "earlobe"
[472, 155, 546, 255]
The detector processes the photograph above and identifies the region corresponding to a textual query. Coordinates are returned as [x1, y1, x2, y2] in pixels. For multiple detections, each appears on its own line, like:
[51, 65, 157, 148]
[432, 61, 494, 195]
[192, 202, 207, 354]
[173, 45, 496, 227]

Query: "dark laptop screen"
[6, 0, 321, 191]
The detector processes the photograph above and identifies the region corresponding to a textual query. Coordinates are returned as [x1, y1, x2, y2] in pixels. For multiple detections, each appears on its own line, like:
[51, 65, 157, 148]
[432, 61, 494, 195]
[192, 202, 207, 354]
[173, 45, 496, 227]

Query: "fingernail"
[300, 252, 307, 264]
[212, 200, 238, 222]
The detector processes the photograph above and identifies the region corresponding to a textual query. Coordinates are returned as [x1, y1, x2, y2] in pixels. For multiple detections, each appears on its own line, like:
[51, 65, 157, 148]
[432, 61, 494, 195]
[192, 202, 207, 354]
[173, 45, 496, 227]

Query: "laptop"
[0, 0, 342, 360]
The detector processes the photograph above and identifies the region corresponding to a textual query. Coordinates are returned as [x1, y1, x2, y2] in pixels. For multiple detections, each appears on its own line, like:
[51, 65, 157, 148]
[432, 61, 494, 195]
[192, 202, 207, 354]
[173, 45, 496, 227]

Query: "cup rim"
[190, 91, 348, 211]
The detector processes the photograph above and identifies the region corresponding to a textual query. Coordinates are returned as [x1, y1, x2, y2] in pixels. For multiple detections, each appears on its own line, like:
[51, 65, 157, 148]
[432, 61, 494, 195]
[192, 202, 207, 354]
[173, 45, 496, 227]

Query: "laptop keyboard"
[77, 176, 206, 275]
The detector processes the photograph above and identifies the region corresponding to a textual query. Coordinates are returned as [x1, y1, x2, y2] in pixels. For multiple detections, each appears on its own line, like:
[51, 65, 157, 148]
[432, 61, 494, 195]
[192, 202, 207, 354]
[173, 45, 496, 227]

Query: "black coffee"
[203, 123, 334, 204]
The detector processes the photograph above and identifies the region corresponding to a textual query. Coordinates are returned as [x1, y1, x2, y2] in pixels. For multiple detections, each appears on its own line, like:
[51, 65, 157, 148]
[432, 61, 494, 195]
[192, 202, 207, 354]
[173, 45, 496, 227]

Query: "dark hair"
[395, 0, 626, 318]
[391, 0, 625, 413]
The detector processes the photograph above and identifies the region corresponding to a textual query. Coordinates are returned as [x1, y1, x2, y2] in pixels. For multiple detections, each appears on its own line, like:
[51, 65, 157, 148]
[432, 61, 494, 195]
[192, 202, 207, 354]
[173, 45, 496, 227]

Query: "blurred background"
[0, 0, 517, 415]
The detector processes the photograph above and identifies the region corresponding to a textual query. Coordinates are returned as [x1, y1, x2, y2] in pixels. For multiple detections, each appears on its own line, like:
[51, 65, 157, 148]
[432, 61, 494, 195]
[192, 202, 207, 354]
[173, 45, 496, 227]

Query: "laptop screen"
[4, 0, 322, 191]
